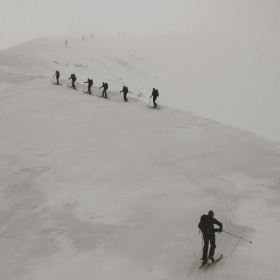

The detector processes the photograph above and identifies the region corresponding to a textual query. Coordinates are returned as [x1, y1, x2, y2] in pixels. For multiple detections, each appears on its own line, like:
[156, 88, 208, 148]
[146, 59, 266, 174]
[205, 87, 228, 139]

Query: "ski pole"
[156, 99, 160, 108]
[223, 230, 252, 243]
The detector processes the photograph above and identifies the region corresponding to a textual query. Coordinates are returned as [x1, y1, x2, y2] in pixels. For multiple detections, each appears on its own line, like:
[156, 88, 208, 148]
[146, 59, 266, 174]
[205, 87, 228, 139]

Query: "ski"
[147, 105, 160, 109]
[199, 254, 223, 269]
[98, 96, 110, 100]
[67, 86, 79, 91]
[83, 91, 94, 95]
[53, 83, 62, 86]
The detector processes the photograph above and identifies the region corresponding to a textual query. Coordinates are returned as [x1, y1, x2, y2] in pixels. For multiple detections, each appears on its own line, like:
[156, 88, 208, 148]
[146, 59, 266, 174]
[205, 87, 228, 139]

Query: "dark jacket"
[120, 86, 128, 94]
[85, 79, 93, 86]
[151, 89, 159, 98]
[198, 215, 222, 236]
[69, 74, 76, 81]
[100, 83, 108, 90]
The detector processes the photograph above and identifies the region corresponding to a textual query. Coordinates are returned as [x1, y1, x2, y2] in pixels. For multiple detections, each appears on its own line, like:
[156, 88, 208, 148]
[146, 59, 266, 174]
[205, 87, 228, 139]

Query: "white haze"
[1, 0, 280, 142]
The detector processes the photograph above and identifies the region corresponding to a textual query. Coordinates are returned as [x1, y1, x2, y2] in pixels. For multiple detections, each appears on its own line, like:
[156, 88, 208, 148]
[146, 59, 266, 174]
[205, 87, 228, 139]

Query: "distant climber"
[68, 74, 77, 89]
[150, 88, 159, 108]
[84, 79, 93, 94]
[120, 85, 129, 102]
[99, 82, 108, 98]
[53, 71, 60, 84]
[198, 210, 223, 267]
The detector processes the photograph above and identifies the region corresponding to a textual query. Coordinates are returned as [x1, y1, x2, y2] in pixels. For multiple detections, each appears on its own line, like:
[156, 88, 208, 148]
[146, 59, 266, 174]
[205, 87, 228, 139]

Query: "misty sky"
[1, 0, 279, 50]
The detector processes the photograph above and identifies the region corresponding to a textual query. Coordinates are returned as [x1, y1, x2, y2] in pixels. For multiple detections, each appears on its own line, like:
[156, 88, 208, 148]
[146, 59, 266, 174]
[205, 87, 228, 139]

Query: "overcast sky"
[0, 0, 279, 50]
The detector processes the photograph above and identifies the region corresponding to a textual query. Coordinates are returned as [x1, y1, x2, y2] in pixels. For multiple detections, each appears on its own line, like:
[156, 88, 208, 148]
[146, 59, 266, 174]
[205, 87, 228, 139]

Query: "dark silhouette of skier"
[198, 210, 223, 267]
[53, 71, 60, 84]
[99, 82, 108, 98]
[84, 79, 93, 94]
[120, 86, 129, 102]
[65, 40, 68, 48]
[150, 88, 159, 108]
[68, 74, 77, 89]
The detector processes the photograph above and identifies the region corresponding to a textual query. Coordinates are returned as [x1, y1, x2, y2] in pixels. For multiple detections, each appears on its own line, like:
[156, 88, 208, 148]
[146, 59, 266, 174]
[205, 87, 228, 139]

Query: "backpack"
[104, 83, 108, 89]
[198, 215, 209, 235]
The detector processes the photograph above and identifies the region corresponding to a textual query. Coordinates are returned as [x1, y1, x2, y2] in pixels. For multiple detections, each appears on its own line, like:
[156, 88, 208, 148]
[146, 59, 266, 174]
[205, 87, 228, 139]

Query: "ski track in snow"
[154, 158, 243, 280]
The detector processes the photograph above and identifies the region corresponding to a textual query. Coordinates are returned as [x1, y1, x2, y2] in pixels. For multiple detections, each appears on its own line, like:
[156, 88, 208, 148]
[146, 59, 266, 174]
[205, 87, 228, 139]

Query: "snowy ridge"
[1, 34, 280, 143]
[0, 39, 280, 280]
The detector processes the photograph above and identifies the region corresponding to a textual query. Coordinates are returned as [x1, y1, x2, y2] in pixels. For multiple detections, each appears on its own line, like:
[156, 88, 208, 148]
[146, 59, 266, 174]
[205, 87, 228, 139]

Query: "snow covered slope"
[1, 65, 280, 280]
[1, 34, 280, 141]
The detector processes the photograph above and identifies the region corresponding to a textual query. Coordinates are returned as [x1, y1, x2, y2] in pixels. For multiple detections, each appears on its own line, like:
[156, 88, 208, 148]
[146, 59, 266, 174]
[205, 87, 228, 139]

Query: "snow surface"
[1, 37, 280, 280]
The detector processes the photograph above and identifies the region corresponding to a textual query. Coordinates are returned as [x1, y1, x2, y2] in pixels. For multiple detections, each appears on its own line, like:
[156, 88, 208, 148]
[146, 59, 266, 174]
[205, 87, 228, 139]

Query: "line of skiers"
[53, 70, 159, 106]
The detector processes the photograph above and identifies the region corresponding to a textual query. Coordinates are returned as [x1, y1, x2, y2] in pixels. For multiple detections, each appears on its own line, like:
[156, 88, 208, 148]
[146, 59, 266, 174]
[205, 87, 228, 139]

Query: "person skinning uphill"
[198, 210, 223, 267]
[68, 74, 77, 89]
[150, 88, 159, 108]
[53, 71, 60, 84]
[84, 79, 93, 94]
[120, 85, 129, 102]
[99, 82, 108, 98]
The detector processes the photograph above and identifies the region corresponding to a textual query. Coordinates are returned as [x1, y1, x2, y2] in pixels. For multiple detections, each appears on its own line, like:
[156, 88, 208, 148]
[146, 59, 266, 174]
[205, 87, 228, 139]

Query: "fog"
[1, 0, 280, 141]
[2, 0, 278, 50]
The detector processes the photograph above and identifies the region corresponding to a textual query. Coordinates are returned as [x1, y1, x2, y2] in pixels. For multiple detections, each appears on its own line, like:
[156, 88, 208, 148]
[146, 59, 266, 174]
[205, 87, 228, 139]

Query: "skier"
[99, 82, 108, 98]
[68, 74, 77, 89]
[120, 85, 129, 102]
[53, 71, 60, 84]
[150, 88, 159, 108]
[65, 40, 68, 48]
[84, 78, 93, 94]
[198, 210, 223, 267]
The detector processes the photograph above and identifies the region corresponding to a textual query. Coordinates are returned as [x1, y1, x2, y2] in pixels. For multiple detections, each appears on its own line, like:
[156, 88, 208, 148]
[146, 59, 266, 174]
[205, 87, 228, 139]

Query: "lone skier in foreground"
[53, 71, 60, 84]
[198, 210, 223, 267]
[99, 82, 108, 98]
[84, 78, 93, 94]
[68, 74, 77, 89]
[120, 85, 129, 102]
[150, 88, 159, 108]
